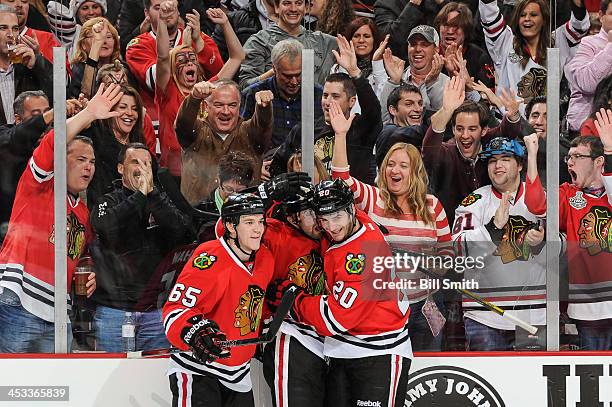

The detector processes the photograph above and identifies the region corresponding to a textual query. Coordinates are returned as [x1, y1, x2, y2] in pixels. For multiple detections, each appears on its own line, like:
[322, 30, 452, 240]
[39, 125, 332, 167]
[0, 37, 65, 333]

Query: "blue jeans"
[94, 306, 170, 352]
[575, 321, 612, 350]
[464, 318, 514, 351]
[0, 288, 72, 353]
[407, 293, 446, 351]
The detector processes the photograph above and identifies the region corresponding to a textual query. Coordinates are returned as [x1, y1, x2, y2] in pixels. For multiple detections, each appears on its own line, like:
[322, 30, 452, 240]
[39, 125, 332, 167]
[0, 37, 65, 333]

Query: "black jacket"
[0, 115, 49, 223]
[0, 54, 54, 126]
[90, 181, 191, 311]
[271, 74, 382, 184]
[211, 0, 262, 61]
[374, 0, 447, 61]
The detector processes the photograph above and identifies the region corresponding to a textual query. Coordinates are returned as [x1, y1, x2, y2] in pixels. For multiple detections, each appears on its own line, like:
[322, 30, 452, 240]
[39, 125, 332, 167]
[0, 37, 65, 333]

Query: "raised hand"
[185, 9, 201, 42]
[382, 48, 405, 84]
[441, 76, 465, 113]
[499, 88, 523, 120]
[425, 53, 444, 85]
[84, 83, 124, 120]
[20, 32, 40, 55]
[255, 90, 274, 108]
[137, 157, 154, 195]
[493, 192, 510, 229]
[139, 15, 151, 34]
[160, 0, 177, 24]
[456, 58, 475, 91]
[372, 34, 389, 62]
[92, 20, 107, 43]
[444, 42, 460, 75]
[594, 108, 612, 153]
[66, 98, 85, 117]
[191, 81, 217, 99]
[329, 100, 355, 135]
[12, 42, 36, 69]
[333, 34, 359, 78]
[206, 8, 229, 26]
[523, 133, 539, 156]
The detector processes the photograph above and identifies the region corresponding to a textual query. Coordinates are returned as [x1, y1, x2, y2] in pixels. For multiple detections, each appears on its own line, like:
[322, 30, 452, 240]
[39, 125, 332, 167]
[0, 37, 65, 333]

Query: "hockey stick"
[126, 286, 301, 358]
[392, 248, 539, 335]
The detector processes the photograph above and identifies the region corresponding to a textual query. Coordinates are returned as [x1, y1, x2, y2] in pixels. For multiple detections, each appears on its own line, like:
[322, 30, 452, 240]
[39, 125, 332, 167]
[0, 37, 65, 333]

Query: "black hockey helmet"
[285, 184, 315, 214]
[313, 179, 354, 216]
[221, 193, 265, 222]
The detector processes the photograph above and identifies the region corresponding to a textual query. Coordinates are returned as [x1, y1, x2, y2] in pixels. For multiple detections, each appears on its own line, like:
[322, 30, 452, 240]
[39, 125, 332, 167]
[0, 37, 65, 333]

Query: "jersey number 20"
[333, 281, 358, 309]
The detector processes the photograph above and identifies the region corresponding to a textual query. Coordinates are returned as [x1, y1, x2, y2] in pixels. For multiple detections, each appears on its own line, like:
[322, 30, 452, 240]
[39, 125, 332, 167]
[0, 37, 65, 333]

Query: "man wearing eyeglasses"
[525, 109, 612, 350]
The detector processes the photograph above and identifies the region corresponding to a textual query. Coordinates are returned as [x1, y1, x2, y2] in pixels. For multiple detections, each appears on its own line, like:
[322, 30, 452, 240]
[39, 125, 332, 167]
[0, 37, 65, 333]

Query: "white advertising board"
[0, 352, 610, 406]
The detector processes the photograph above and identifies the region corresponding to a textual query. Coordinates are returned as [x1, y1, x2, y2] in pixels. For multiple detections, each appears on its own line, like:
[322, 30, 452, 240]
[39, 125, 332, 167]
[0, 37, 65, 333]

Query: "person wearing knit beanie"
[47, 0, 107, 57]
[71, 0, 107, 24]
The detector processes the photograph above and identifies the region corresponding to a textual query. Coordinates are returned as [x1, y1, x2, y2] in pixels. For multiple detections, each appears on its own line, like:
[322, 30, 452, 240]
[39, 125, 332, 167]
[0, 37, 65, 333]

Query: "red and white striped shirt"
[332, 168, 453, 303]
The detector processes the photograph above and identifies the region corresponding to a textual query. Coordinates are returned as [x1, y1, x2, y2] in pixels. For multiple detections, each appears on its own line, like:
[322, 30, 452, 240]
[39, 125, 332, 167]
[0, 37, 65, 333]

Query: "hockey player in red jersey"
[260, 183, 329, 407]
[273, 179, 412, 407]
[162, 193, 274, 406]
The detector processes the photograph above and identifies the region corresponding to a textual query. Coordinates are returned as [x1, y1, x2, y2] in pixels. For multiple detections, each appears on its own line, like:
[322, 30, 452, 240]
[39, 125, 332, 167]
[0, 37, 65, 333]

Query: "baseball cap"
[479, 137, 526, 161]
[407, 25, 440, 47]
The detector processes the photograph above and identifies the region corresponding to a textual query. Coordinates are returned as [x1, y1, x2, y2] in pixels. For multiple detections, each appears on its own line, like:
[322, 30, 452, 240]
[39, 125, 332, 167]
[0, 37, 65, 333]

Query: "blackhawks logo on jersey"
[494, 215, 539, 263]
[460, 193, 482, 207]
[578, 206, 612, 256]
[126, 37, 139, 48]
[192, 252, 216, 270]
[234, 285, 265, 336]
[345, 253, 366, 275]
[288, 250, 326, 295]
[49, 213, 87, 260]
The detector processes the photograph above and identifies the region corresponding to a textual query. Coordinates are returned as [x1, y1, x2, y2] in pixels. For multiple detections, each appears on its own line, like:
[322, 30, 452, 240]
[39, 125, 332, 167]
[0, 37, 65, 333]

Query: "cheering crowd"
[1, 0, 612, 404]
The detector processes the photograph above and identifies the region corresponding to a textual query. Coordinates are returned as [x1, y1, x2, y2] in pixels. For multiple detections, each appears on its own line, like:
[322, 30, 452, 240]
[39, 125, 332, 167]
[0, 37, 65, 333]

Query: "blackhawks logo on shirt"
[345, 253, 366, 275]
[234, 285, 265, 336]
[288, 250, 326, 295]
[460, 193, 481, 207]
[578, 206, 612, 256]
[192, 252, 216, 270]
[494, 215, 538, 263]
[48, 213, 87, 260]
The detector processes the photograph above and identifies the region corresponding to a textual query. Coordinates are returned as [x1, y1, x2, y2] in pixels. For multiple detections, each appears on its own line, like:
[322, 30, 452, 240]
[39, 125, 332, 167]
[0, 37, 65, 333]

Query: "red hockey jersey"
[526, 175, 612, 320]
[0, 130, 91, 322]
[262, 218, 326, 357]
[293, 211, 412, 359]
[126, 29, 223, 125]
[163, 237, 274, 392]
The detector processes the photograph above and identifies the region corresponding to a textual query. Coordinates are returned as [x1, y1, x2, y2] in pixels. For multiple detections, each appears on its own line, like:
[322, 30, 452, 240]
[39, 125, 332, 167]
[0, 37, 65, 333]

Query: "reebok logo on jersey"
[183, 319, 209, 344]
[356, 400, 381, 407]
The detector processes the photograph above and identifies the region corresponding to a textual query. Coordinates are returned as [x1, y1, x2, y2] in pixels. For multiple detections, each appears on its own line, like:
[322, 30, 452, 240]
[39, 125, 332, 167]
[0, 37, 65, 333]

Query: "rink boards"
[0, 352, 609, 406]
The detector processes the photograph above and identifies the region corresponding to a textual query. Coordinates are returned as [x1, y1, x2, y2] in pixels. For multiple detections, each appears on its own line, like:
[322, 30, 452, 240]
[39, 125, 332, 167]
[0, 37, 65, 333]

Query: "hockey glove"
[258, 172, 311, 201]
[181, 315, 230, 364]
[266, 279, 302, 311]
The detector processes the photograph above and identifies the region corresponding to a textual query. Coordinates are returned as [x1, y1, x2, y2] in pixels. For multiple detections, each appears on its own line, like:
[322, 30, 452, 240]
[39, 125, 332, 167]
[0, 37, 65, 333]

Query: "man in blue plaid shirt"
[240, 39, 323, 148]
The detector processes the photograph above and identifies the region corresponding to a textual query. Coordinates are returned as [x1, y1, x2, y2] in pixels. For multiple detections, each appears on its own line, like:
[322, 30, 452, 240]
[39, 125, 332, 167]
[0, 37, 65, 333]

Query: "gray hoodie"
[239, 24, 337, 89]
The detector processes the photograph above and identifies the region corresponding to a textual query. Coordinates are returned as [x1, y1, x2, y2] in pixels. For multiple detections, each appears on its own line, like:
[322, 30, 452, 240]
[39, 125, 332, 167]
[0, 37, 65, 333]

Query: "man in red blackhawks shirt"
[525, 108, 612, 350]
[163, 193, 274, 406]
[271, 179, 412, 407]
[0, 83, 124, 352]
[125, 0, 223, 134]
